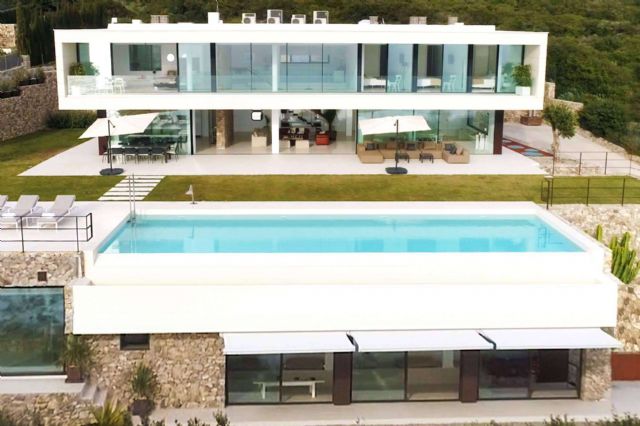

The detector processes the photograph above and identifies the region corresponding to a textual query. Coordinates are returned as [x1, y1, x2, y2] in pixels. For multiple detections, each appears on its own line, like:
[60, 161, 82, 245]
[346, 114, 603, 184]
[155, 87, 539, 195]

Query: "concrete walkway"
[146, 382, 640, 426]
[21, 138, 545, 176]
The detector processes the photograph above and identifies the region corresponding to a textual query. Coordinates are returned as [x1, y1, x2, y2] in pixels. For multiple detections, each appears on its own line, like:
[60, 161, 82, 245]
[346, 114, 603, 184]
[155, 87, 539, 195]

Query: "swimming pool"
[98, 214, 583, 254]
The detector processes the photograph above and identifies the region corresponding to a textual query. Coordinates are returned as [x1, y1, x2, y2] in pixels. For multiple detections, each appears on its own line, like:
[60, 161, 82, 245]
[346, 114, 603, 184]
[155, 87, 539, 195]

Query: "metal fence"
[552, 151, 640, 177]
[0, 213, 93, 252]
[541, 177, 640, 208]
[0, 53, 23, 72]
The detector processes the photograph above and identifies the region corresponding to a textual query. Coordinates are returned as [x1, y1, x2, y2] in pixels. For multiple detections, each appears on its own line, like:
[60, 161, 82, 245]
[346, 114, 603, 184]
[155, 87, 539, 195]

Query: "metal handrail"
[541, 177, 640, 208]
[552, 151, 640, 176]
[0, 213, 94, 252]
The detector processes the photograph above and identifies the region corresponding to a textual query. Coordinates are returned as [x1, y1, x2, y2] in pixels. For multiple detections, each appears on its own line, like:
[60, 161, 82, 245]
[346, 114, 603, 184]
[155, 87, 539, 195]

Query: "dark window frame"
[120, 334, 150, 351]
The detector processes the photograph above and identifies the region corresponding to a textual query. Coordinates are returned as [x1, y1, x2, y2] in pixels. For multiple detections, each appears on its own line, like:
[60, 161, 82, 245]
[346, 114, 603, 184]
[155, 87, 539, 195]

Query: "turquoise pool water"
[98, 214, 583, 254]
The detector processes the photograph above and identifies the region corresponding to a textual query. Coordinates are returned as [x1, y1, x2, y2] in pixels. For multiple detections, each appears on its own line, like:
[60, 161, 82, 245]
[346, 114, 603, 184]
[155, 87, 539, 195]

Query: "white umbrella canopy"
[79, 113, 159, 139]
[359, 115, 430, 136]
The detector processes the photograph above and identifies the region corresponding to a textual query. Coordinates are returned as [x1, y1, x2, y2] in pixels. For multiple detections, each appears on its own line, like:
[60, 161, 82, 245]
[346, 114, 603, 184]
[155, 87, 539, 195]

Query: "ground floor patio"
[21, 138, 545, 176]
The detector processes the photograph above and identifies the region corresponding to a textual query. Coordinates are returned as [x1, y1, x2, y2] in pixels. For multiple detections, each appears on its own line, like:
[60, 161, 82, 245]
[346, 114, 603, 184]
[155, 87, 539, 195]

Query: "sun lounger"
[34, 195, 76, 229]
[0, 195, 39, 228]
[0, 195, 7, 212]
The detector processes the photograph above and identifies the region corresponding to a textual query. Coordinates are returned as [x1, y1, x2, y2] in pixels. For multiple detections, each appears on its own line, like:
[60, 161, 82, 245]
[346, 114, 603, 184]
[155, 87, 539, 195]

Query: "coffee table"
[420, 152, 434, 163]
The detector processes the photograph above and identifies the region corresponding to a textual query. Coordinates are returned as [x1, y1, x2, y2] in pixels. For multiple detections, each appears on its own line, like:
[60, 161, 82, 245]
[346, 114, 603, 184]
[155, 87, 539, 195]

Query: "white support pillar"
[271, 109, 280, 154]
[346, 109, 353, 137]
[272, 44, 280, 92]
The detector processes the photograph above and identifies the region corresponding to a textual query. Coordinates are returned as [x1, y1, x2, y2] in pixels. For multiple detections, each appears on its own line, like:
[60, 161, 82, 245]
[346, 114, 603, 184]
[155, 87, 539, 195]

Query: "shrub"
[513, 64, 533, 87]
[595, 226, 640, 284]
[131, 363, 158, 401]
[546, 415, 576, 426]
[90, 401, 132, 426]
[31, 67, 46, 83]
[58, 334, 94, 373]
[0, 410, 18, 426]
[11, 67, 29, 86]
[580, 97, 629, 144]
[69, 61, 98, 76]
[0, 77, 17, 93]
[47, 110, 97, 129]
[597, 414, 640, 425]
[214, 411, 230, 426]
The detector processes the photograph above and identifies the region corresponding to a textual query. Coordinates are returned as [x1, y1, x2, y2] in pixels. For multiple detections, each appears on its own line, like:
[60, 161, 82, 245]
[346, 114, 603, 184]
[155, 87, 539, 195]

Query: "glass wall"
[216, 44, 251, 91]
[178, 44, 212, 92]
[407, 351, 460, 401]
[77, 43, 90, 63]
[111, 43, 178, 93]
[362, 44, 387, 92]
[116, 110, 192, 155]
[530, 349, 580, 399]
[322, 44, 358, 92]
[479, 350, 530, 399]
[282, 353, 333, 402]
[227, 355, 281, 403]
[357, 109, 494, 154]
[0, 287, 64, 375]
[252, 44, 273, 91]
[442, 45, 468, 93]
[497, 45, 524, 93]
[352, 352, 405, 401]
[416, 45, 443, 92]
[387, 44, 413, 92]
[471, 45, 497, 93]
[282, 44, 323, 92]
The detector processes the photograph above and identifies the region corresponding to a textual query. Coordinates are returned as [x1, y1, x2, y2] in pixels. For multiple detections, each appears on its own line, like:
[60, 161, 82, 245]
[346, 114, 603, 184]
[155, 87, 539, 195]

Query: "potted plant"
[59, 334, 93, 383]
[513, 64, 532, 96]
[520, 110, 543, 126]
[90, 400, 132, 426]
[130, 363, 158, 418]
[321, 109, 338, 140]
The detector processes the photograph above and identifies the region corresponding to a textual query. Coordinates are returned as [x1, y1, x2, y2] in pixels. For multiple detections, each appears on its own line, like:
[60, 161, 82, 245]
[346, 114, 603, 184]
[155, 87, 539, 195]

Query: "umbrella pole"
[99, 118, 124, 176]
[386, 118, 408, 175]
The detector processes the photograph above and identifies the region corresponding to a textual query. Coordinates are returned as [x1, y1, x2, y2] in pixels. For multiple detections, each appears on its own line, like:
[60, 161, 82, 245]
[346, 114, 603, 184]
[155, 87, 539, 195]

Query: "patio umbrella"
[80, 113, 159, 176]
[359, 115, 430, 175]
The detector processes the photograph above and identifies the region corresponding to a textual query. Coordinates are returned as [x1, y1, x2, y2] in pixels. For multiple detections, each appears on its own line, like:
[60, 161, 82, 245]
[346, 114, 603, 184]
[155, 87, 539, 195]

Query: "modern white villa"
[53, 12, 547, 161]
[0, 11, 627, 426]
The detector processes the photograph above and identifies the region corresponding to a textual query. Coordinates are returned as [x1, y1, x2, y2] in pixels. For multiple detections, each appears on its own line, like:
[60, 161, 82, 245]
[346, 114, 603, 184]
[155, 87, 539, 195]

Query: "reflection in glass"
[471, 45, 497, 93]
[362, 44, 387, 92]
[251, 44, 273, 91]
[227, 355, 281, 403]
[282, 353, 333, 403]
[442, 45, 468, 93]
[416, 45, 442, 92]
[77, 43, 90, 64]
[117, 110, 192, 155]
[0, 288, 64, 375]
[322, 44, 358, 92]
[387, 45, 413, 92]
[282, 44, 323, 92]
[352, 352, 405, 401]
[479, 350, 530, 399]
[531, 349, 580, 398]
[497, 45, 524, 93]
[111, 43, 178, 93]
[439, 110, 494, 154]
[216, 44, 251, 91]
[407, 351, 460, 400]
[178, 43, 212, 92]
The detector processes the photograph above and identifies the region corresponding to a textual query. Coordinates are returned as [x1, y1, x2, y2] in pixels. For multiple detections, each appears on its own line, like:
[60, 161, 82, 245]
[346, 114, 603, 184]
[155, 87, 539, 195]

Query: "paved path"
[98, 175, 164, 201]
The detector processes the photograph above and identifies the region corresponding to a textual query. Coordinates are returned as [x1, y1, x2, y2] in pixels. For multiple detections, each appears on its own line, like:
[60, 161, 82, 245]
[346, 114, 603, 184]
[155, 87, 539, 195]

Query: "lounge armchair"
[357, 144, 383, 164]
[0, 195, 7, 212]
[420, 142, 444, 159]
[0, 195, 39, 228]
[35, 195, 76, 229]
[443, 145, 470, 164]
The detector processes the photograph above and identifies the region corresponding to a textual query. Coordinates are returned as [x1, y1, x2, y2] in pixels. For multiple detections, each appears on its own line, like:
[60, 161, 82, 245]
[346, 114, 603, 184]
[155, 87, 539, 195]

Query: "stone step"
[104, 189, 153, 195]
[93, 387, 108, 406]
[99, 196, 146, 201]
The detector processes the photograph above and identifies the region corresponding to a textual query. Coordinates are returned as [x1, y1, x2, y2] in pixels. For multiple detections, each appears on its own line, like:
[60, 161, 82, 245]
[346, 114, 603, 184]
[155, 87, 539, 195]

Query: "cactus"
[594, 226, 639, 284]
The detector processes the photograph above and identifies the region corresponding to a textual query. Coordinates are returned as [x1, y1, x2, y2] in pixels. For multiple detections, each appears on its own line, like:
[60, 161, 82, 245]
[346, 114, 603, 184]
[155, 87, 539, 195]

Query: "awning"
[349, 330, 493, 352]
[80, 113, 159, 138]
[222, 332, 355, 355]
[480, 328, 622, 350]
[358, 115, 430, 136]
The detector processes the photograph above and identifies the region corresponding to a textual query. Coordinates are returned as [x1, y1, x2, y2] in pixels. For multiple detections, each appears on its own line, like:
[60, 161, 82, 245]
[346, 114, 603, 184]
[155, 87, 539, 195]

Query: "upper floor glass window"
[111, 43, 178, 93]
[216, 44, 251, 91]
[497, 45, 524, 93]
[322, 44, 358, 92]
[280, 44, 323, 92]
[471, 45, 497, 93]
[178, 43, 212, 92]
[362, 44, 387, 92]
[415, 45, 442, 92]
[442, 45, 468, 93]
[387, 45, 413, 93]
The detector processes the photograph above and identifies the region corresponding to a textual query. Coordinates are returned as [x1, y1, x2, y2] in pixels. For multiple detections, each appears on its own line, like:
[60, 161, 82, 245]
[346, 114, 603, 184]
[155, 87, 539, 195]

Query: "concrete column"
[216, 110, 233, 149]
[97, 110, 108, 155]
[271, 109, 280, 154]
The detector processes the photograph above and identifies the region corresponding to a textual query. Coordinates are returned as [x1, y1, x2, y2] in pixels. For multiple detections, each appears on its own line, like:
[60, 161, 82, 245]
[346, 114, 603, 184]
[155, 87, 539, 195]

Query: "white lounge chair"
[35, 195, 76, 229]
[0, 195, 39, 228]
[0, 195, 7, 212]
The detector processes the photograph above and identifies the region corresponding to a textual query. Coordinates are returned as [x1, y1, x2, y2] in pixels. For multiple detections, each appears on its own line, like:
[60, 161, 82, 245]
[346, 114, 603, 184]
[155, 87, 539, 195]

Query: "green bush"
[47, 111, 97, 129]
[546, 415, 576, 426]
[597, 414, 640, 425]
[69, 61, 98, 76]
[131, 363, 158, 401]
[580, 97, 630, 143]
[0, 410, 18, 426]
[90, 401, 132, 426]
[31, 67, 46, 83]
[513, 64, 533, 87]
[11, 67, 29, 86]
[0, 77, 18, 93]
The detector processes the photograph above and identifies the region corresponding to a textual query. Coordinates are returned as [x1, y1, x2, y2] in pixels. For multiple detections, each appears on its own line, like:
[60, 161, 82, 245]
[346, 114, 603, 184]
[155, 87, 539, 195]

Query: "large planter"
[515, 86, 531, 96]
[520, 115, 543, 126]
[131, 399, 153, 417]
[65, 365, 84, 383]
[316, 133, 330, 145]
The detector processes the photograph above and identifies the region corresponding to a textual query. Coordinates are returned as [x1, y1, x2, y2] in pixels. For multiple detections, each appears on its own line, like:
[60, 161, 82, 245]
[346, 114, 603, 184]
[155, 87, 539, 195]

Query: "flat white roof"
[349, 330, 493, 352]
[222, 332, 355, 354]
[480, 328, 622, 350]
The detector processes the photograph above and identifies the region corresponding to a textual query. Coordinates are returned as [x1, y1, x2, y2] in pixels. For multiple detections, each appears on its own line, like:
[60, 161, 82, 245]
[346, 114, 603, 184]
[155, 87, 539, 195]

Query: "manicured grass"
[0, 129, 122, 200]
[148, 175, 640, 203]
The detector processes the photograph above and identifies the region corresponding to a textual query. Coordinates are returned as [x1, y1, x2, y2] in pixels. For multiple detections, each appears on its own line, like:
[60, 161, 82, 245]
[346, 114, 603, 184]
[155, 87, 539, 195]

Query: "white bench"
[254, 380, 325, 399]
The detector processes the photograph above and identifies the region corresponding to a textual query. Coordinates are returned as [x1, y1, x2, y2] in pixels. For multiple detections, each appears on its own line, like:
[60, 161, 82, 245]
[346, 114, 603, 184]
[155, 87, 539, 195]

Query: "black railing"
[0, 213, 93, 252]
[541, 177, 640, 208]
[552, 151, 640, 176]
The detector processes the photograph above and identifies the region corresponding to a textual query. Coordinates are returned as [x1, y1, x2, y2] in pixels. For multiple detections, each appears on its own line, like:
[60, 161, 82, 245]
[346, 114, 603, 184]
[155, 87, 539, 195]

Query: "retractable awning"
[349, 330, 493, 352]
[80, 113, 159, 138]
[222, 332, 355, 355]
[480, 328, 622, 350]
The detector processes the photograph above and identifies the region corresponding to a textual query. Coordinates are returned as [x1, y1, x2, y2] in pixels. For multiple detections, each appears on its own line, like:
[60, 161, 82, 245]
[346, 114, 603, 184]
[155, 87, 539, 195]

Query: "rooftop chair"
[35, 195, 76, 229]
[0, 195, 39, 228]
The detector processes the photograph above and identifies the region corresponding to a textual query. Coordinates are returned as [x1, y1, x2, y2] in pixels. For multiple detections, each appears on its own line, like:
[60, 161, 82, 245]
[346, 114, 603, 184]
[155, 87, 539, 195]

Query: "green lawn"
[2, 129, 639, 203]
[0, 129, 121, 200]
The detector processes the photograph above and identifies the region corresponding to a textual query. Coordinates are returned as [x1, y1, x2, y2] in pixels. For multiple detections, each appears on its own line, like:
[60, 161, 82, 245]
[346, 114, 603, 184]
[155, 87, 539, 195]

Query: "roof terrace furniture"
[356, 143, 384, 164]
[420, 141, 444, 159]
[0, 195, 7, 212]
[0, 195, 39, 228]
[443, 145, 470, 164]
[251, 128, 269, 148]
[34, 195, 76, 229]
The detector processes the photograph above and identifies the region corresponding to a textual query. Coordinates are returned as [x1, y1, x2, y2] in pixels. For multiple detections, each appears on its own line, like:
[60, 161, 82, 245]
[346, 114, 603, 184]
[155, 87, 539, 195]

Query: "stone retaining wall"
[0, 23, 16, 48]
[89, 333, 225, 409]
[0, 393, 94, 426]
[0, 68, 58, 142]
